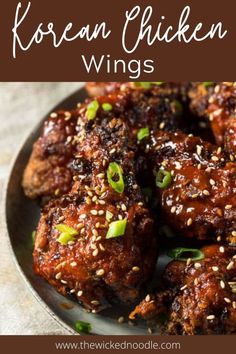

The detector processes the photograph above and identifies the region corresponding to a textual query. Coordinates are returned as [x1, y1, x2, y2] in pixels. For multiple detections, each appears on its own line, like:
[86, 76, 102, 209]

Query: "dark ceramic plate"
[4, 86, 168, 335]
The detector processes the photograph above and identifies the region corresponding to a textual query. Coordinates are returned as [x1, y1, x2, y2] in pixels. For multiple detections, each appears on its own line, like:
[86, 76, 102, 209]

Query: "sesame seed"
[91, 210, 98, 215]
[194, 262, 201, 269]
[220, 280, 225, 289]
[203, 189, 210, 196]
[145, 294, 151, 302]
[232, 231, 236, 237]
[132, 266, 140, 272]
[207, 315, 215, 320]
[92, 249, 99, 257]
[159, 122, 165, 129]
[225, 205, 232, 210]
[91, 300, 100, 305]
[121, 204, 127, 211]
[96, 269, 105, 276]
[92, 229, 98, 237]
[58, 216, 65, 222]
[70, 289, 76, 294]
[61, 280, 67, 284]
[217, 235, 221, 242]
[219, 246, 225, 253]
[196, 145, 202, 155]
[98, 210, 104, 215]
[186, 258, 192, 266]
[212, 266, 219, 272]
[117, 316, 125, 324]
[70, 262, 77, 267]
[227, 261, 234, 270]
[97, 173, 105, 178]
[187, 218, 193, 226]
[197, 164, 202, 170]
[88, 191, 93, 197]
[80, 228, 85, 234]
[209, 179, 215, 186]
[180, 284, 187, 291]
[217, 147, 222, 154]
[92, 195, 98, 202]
[50, 112, 58, 118]
[211, 156, 219, 162]
[230, 154, 234, 161]
[224, 297, 231, 304]
[191, 193, 199, 199]
[233, 301, 236, 309]
[77, 290, 83, 297]
[148, 327, 153, 334]
[99, 243, 105, 251]
[171, 206, 176, 213]
[98, 200, 106, 205]
[231, 288, 236, 294]
[55, 272, 62, 279]
[80, 214, 86, 219]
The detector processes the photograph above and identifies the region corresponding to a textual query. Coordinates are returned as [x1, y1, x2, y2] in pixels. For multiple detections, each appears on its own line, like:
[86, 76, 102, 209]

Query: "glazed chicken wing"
[33, 100, 158, 311]
[146, 130, 236, 244]
[130, 245, 236, 334]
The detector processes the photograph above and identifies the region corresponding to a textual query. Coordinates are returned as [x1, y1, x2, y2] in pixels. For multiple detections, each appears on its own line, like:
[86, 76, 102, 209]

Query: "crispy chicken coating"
[22, 88, 183, 200]
[22, 110, 78, 199]
[146, 130, 236, 244]
[207, 82, 236, 152]
[187, 82, 217, 118]
[33, 100, 158, 311]
[130, 245, 236, 334]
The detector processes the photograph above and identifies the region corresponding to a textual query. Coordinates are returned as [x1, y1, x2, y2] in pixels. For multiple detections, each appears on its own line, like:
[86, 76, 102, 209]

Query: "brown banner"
[0, 335, 235, 354]
[0, 0, 235, 81]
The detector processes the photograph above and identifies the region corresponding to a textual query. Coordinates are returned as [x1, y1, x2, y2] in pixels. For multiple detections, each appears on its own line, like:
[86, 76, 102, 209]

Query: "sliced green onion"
[203, 82, 214, 88]
[171, 100, 183, 116]
[75, 320, 92, 334]
[32, 230, 36, 246]
[106, 219, 127, 239]
[134, 82, 163, 89]
[168, 247, 205, 261]
[55, 224, 78, 245]
[107, 162, 125, 193]
[137, 127, 149, 141]
[156, 169, 172, 189]
[102, 103, 112, 111]
[106, 210, 113, 222]
[86, 100, 99, 120]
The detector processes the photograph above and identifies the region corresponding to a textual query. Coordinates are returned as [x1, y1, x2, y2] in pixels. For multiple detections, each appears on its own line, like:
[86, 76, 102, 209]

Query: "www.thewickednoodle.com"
[55, 339, 181, 351]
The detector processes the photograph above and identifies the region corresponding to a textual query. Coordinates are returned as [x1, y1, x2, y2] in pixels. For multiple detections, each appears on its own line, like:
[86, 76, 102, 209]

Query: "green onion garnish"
[134, 82, 163, 89]
[106, 210, 113, 222]
[32, 230, 36, 246]
[168, 247, 205, 261]
[156, 169, 172, 189]
[107, 162, 125, 193]
[106, 219, 127, 239]
[102, 103, 112, 111]
[75, 320, 92, 334]
[86, 100, 99, 120]
[171, 100, 183, 116]
[203, 82, 214, 88]
[137, 127, 149, 141]
[55, 224, 78, 245]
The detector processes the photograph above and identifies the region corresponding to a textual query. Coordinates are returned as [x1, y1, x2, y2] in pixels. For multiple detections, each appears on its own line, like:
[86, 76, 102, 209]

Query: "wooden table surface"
[0, 83, 83, 334]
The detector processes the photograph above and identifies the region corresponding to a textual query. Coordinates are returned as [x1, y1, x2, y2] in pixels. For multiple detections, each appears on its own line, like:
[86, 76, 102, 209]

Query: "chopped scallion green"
[106, 219, 127, 239]
[137, 127, 149, 141]
[86, 100, 99, 120]
[102, 103, 112, 111]
[55, 224, 78, 245]
[168, 247, 205, 261]
[156, 169, 172, 189]
[203, 82, 214, 88]
[107, 162, 125, 193]
[32, 230, 36, 246]
[75, 320, 92, 334]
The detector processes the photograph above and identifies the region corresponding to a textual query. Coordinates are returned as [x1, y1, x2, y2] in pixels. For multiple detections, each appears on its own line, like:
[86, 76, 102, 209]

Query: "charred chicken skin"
[130, 245, 236, 335]
[33, 96, 158, 312]
[22, 87, 184, 201]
